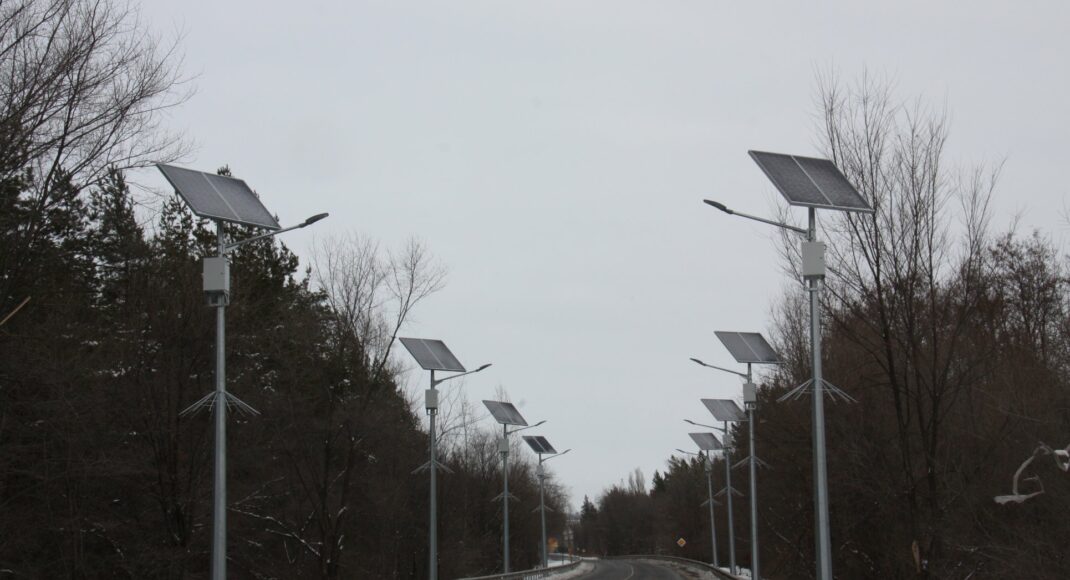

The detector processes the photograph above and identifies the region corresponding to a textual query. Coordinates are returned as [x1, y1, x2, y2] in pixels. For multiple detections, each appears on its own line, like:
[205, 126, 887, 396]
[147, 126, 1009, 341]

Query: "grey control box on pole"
[801, 241, 826, 279]
[743, 382, 757, 405]
[203, 256, 230, 306]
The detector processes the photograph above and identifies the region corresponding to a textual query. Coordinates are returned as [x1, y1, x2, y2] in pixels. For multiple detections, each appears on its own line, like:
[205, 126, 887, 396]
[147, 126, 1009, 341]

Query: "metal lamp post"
[677, 431, 723, 568]
[501, 421, 544, 572]
[690, 360, 754, 577]
[537, 451, 570, 569]
[208, 214, 328, 580]
[158, 163, 327, 580]
[400, 338, 491, 580]
[686, 415, 741, 575]
[704, 150, 873, 580]
[693, 331, 781, 580]
[523, 436, 570, 569]
[483, 400, 543, 573]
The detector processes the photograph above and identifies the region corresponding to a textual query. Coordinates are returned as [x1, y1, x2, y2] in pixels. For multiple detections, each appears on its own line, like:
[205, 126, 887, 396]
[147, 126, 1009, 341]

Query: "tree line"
[0, 1, 567, 578]
[573, 76, 1070, 579]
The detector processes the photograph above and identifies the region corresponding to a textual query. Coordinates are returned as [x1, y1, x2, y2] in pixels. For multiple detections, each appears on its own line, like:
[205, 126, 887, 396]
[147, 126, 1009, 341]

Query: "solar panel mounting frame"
[689, 432, 723, 451]
[748, 150, 873, 214]
[483, 400, 528, 426]
[157, 163, 281, 230]
[714, 331, 782, 364]
[398, 337, 466, 372]
[523, 435, 558, 455]
[702, 398, 746, 422]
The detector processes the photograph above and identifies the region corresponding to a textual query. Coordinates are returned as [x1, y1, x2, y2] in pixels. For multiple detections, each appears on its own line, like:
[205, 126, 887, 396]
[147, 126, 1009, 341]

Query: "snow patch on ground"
[715, 566, 752, 579]
[634, 559, 753, 580]
[546, 560, 594, 579]
[547, 556, 575, 567]
[637, 559, 719, 579]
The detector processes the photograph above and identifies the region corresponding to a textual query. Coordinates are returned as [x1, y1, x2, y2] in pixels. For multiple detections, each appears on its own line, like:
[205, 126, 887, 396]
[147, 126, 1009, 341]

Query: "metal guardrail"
[606, 554, 745, 579]
[456, 557, 585, 580]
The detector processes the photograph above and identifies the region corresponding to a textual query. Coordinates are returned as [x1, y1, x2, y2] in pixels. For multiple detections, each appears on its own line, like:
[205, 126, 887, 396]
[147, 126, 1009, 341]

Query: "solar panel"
[523, 436, 546, 453]
[157, 164, 281, 229]
[534, 436, 557, 454]
[748, 151, 873, 213]
[523, 435, 558, 455]
[398, 338, 466, 372]
[793, 156, 868, 210]
[689, 432, 722, 451]
[702, 399, 745, 422]
[714, 331, 782, 364]
[483, 400, 528, 426]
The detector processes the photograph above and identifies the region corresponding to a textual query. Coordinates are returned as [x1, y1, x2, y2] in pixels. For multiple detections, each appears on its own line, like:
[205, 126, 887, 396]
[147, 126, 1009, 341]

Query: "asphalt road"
[578, 559, 686, 580]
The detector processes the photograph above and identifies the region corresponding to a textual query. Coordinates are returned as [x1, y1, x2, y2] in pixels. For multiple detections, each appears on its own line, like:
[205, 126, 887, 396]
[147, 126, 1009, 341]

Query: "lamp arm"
[543, 449, 571, 463]
[224, 213, 330, 253]
[705, 200, 808, 235]
[685, 419, 725, 432]
[507, 421, 546, 435]
[431, 363, 492, 387]
[693, 359, 749, 379]
[733, 209, 808, 235]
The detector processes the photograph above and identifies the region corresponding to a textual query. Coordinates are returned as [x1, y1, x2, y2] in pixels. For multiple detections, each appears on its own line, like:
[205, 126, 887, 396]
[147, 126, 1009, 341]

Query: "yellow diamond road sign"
[677, 538, 686, 548]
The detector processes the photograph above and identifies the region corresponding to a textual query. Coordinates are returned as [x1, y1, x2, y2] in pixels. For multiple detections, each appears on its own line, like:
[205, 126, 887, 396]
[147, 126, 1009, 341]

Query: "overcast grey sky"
[140, 1, 1070, 509]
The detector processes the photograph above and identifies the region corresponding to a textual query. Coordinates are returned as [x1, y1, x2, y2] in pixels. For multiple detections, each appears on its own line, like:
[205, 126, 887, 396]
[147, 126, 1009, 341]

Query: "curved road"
[578, 558, 685, 579]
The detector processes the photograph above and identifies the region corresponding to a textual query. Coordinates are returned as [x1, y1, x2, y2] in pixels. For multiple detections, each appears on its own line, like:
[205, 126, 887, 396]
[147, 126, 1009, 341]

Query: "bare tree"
[311, 233, 446, 381]
[0, 0, 188, 185]
[773, 72, 1002, 576]
[0, 0, 189, 317]
[225, 233, 446, 579]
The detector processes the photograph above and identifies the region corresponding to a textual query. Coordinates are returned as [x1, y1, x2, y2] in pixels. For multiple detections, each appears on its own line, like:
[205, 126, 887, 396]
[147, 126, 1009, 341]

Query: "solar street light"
[680, 432, 724, 568]
[158, 163, 328, 580]
[705, 150, 872, 580]
[523, 436, 570, 569]
[483, 401, 544, 573]
[400, 338, 491, 580]
[693, 331, 782, 580]
[697, 399, 745, 574]
[684, 419, 734, 572]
